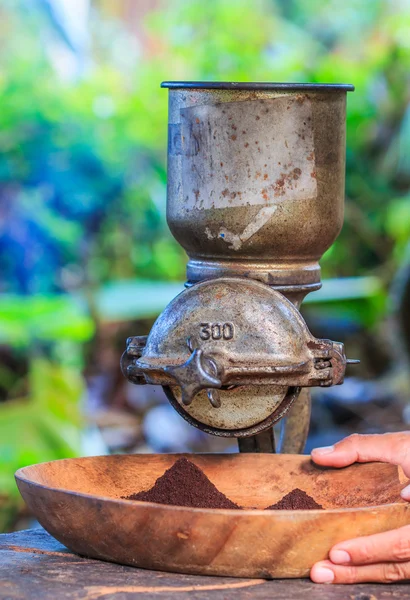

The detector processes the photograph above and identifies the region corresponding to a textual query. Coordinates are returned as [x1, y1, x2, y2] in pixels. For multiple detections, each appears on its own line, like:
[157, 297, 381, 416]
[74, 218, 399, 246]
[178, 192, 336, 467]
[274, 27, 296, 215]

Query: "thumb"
[311, 433, 410, 476]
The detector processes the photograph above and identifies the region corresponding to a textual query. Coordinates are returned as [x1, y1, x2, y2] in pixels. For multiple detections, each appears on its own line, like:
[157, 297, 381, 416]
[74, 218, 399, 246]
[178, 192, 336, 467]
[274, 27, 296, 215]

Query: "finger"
[328, 525, 410, 566]
[311, 432, 410, 473]
[311, 559, 410, 584]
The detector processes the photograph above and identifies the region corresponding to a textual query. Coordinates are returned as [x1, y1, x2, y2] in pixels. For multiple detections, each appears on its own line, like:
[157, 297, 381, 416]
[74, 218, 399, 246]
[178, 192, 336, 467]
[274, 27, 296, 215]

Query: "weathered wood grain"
[1, 529, 410, 599]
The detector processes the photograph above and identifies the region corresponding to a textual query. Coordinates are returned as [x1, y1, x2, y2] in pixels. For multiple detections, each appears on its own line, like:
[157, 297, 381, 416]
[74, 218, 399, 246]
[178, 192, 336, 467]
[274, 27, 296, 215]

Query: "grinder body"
[122, 82, 355, 452]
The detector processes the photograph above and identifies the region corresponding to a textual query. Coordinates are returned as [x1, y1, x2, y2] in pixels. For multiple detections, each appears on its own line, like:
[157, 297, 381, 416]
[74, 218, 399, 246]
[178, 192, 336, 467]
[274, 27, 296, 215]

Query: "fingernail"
[312, 445, 335, 456]
[330, 549, 351, 564]
[313, 567, 335, 583]
[400, 485, 410, 500]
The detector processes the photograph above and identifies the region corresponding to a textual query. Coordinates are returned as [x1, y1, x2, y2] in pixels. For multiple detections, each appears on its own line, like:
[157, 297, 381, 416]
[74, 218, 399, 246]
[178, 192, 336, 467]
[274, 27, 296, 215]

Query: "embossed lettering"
[199, 322, 211, 340]
[199, 322, 235, 340]
[223, 322, 234, 340]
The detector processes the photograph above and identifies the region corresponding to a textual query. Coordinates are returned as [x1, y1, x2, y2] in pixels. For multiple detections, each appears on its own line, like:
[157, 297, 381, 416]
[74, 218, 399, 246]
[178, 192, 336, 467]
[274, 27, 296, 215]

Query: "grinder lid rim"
[161, 81, 355, 91]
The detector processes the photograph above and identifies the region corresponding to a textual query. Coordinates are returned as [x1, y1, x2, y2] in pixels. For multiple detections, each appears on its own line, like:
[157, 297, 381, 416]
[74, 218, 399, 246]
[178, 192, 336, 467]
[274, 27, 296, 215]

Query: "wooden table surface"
[1, 528, 410, 600]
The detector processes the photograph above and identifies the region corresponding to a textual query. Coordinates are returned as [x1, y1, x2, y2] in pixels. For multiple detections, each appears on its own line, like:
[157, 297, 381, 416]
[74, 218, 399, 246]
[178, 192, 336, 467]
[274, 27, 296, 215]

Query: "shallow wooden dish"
[16, 453, 410, 579]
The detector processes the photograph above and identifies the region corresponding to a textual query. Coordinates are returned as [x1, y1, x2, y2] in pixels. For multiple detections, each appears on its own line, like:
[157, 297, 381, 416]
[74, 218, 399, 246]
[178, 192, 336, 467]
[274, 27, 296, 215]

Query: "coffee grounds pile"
[266, 488, 323, 510]
[123, 458, 323, 510]
[123, 457, 241, 509]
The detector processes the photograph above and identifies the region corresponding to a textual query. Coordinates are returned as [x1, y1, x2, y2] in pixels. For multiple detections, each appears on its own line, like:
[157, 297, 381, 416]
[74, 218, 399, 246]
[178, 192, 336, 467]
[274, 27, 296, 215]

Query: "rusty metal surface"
[127, 278, 349, 387]
[164, 385, 301, 438]
[122, 82, 355, 448]
[122, 279, 353, 429]
[166, 384, 289, 432]
[278, 388, 312, 454]
[161, 81, 355, 91]
[166, 86, 350, 287]
[237, 429, 276, 453]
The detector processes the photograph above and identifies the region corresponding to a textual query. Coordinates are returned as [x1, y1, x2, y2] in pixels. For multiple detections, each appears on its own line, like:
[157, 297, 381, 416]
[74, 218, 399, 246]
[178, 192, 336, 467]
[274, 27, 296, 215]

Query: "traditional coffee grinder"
[121, 82, 357, 453]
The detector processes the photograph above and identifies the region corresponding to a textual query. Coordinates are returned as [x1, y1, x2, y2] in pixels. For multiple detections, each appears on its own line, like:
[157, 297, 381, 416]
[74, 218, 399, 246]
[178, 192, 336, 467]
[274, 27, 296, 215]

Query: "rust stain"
[311, 171, 317, 179]
[271, 167, 303, 197]
[307, 151, 315, 161]
[244, 142, 249, 148]
[222, 188, 229, 197]
[193, 189, 200, 201]
[85, 580, 266, 598]
[231, 124, 237, 130]
[263, 174, 268, 180]
[195, 118, 200, 124]
[231, 134, 237, 141]
[256, 115, 260, 120]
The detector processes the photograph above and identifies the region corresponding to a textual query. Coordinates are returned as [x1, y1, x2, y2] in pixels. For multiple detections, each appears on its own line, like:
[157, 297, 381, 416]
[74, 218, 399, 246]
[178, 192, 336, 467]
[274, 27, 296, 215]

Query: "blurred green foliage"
[0, 295, 93, 347]
[0, 358, 83, 530]
[1, 0, 410, 530]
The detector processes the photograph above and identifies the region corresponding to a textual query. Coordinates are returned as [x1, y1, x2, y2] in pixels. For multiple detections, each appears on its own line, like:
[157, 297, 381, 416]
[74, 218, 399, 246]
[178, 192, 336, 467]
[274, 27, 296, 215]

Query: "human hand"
[310, 432, 410, 584]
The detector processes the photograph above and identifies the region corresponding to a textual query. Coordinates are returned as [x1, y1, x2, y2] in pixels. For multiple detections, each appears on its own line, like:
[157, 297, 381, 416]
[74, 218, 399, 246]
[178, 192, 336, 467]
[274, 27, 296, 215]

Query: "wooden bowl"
[15, 453, 410, 579]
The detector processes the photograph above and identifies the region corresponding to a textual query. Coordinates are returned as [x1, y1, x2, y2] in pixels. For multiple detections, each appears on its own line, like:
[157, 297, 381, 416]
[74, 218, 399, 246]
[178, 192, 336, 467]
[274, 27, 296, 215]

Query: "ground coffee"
[266, 488, 323, 510]
[123, 458, 323, 510]
[123, 457, 241, 509]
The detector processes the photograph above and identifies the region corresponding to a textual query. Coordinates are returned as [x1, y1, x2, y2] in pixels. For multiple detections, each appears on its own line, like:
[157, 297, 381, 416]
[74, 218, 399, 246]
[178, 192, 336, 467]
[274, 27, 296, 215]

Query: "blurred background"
[1, 0, 410, 532]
